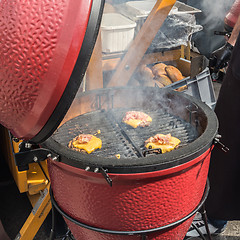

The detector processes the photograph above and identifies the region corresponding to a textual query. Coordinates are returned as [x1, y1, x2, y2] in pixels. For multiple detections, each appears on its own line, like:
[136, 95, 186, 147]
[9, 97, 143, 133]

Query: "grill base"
[48, 148, 212, 240]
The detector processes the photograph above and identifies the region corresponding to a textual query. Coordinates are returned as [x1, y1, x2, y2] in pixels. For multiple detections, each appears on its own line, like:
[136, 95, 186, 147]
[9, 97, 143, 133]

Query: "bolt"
[94, 168, 99, 173]
[85, 166, 90, 171]
[125, 65, 130, 70]
[25, 142, 32, 149]
[33, 156, 38, 162]
[216, 134, 222, 139]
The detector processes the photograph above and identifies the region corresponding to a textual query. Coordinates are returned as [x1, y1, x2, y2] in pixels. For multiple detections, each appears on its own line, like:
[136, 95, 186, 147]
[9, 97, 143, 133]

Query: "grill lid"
[0, 0, 104, 143]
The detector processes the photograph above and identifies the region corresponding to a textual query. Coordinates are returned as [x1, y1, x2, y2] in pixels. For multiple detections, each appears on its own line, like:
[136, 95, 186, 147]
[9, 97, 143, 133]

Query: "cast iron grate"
[52, 108, 198, 158]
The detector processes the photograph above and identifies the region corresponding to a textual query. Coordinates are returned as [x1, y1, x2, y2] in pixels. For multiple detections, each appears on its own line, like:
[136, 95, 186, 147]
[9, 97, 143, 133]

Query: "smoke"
[195, 0, 235, 30]
[186, 0, 235, 56]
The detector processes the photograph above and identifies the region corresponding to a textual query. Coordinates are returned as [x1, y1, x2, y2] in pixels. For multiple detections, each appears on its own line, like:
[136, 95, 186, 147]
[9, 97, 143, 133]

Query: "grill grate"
[52, 108, 198, 158]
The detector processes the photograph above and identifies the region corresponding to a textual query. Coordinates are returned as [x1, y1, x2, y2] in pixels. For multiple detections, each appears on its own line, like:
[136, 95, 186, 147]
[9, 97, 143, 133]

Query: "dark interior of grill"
[52, 107, 198, 159]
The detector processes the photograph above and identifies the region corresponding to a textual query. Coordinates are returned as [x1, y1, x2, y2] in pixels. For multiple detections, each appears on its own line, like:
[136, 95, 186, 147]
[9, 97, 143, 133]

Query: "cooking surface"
[52, 108, 198, 158]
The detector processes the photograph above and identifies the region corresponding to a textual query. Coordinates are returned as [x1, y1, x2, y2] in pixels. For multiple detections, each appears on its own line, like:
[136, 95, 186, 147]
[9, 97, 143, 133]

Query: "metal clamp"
[213, 134, 229, 153]
[143, 148, 162, 157]
[99, 167, 113, 187]
[186, 103, 198, 125]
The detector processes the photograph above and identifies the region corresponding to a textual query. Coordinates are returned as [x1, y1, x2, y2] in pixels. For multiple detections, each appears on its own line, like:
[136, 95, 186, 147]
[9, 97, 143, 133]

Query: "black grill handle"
[99, 167, 113, 187]
[213, 134, 229, 153]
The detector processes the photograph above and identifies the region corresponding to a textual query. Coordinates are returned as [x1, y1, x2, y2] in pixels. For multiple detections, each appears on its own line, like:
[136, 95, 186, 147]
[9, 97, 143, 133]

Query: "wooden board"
[108, 0, 177, 87]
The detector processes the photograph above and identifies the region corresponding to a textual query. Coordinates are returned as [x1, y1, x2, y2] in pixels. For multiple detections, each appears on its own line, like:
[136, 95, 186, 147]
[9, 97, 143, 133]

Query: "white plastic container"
[126, 1, 156, 17]
[101, 13, 136, 53]
[125, 1, 201, 17]
[121, 1, 201, 33]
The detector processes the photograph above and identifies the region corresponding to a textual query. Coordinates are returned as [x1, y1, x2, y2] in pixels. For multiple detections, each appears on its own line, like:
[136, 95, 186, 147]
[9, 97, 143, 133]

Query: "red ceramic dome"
[0, 0, 104, 143]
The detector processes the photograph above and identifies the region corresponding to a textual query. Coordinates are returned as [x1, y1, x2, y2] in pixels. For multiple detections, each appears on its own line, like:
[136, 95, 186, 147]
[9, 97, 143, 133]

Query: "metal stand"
[201, 204, 213, 240]
[185, 180, 213, 240]
[190, 203, 212, 240]
[49, 180, 210, 240]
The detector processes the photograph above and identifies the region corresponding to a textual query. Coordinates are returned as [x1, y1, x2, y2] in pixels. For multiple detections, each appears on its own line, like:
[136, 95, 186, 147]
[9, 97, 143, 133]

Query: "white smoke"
[198, 0, 235, 29]
[184, 0, 235, 56]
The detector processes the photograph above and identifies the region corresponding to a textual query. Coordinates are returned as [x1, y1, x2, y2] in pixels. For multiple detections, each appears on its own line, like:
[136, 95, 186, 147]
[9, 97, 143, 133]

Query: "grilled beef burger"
[145, 133, 180, 153]
[68, 134, 102, 154]
[122, 111, 152, 128]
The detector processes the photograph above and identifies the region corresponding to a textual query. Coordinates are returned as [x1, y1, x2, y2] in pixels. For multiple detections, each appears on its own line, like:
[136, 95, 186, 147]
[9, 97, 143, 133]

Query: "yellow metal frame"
[0, 126, 51, 240]
[11, 139, 49, 195]
[15, 184, 52, 240]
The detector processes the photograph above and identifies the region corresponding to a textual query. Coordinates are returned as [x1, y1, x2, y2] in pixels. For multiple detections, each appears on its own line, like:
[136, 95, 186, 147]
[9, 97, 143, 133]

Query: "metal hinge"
[15, 148, 59, 171]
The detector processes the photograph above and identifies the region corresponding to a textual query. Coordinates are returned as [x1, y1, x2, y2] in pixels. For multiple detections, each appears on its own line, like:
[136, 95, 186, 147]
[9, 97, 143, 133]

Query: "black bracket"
[213, 134, 229, 153]
[143, 148, 162, 157]
[15, 148, 59, 171]
[99, 167, 113, 187]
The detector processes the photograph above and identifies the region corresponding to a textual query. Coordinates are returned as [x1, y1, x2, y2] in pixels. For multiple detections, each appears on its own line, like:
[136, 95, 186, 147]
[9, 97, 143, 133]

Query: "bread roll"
[152, 63, 167, 77]
[176, 85, 187, 92]
[138, 65, 154, 81]
[153, 80, 165, 88]
[165, 65, 184, 82]
[143, 80, 156, 87]
[155, 74, 173, 86]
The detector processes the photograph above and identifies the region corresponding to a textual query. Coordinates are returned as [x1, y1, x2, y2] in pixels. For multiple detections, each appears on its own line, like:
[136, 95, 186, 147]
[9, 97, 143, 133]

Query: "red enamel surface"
[0, 0, 92, 139]
[225, 0, 240, 28]
[48, 149, 212, 240]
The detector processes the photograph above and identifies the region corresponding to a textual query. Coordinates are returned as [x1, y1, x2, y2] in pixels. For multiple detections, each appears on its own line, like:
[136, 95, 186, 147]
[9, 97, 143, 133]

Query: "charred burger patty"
[122, 111, 152, 128]
[68, 134, 102, 154]
[145, 133, 180, 153]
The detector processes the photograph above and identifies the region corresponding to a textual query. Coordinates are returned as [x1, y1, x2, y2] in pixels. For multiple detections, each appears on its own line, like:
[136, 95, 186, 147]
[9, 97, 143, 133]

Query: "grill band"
[49, 179, 210, 238]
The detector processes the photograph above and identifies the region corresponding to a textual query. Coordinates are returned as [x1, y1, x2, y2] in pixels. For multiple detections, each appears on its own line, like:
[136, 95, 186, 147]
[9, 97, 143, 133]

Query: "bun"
[155, 74, 173, 86]
[138, 65, 154, 81]
[165, 65, 184, 82]
[153, 80, 165, 88]
[152, 63, 167, 76]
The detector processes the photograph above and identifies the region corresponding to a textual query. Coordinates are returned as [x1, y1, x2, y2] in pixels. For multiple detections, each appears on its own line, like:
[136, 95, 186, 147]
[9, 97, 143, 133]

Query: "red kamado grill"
[0, 0, 219, 240]
[44, 87, 218, 240]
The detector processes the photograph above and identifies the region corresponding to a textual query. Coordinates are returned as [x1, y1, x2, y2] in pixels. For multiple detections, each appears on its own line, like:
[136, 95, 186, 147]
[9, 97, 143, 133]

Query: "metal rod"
[186, 103, 198, 125]
[49, 205, 57, 240]
[37, 161, 50, 183]
[191, 222, 207, 240]
[201, 204, 213, 240]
